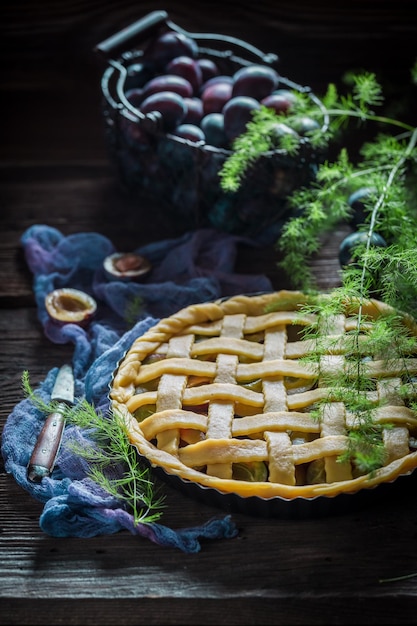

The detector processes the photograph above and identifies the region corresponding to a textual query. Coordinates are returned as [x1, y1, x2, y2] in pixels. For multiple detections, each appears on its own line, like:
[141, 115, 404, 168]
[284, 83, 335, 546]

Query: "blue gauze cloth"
[2, 224, 273, 552]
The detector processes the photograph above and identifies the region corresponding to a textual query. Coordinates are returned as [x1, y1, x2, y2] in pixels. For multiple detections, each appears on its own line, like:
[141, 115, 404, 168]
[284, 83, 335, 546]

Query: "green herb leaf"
[22, 372, 165, 525]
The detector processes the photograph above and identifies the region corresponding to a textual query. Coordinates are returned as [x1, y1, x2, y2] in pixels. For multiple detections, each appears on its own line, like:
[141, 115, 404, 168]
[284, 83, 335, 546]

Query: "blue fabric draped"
[1, 224, 273, 552]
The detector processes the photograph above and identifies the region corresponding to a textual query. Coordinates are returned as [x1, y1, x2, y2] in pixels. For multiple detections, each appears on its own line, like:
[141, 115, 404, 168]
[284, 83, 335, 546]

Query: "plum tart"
[110, 290, 417, 508]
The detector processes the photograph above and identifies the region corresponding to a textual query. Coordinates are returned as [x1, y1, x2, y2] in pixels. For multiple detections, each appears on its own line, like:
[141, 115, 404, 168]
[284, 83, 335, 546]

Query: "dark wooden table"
[1, 2, 417, 624]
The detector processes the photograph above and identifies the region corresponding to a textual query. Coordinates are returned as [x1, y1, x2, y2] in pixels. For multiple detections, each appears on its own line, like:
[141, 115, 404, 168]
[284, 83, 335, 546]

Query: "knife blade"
[27, 364, 75, 483]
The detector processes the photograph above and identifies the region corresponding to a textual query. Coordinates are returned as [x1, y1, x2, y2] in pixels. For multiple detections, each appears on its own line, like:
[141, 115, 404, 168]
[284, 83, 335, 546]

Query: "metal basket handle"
[95, 10, 169, 58]
[95, 10, 278, 66]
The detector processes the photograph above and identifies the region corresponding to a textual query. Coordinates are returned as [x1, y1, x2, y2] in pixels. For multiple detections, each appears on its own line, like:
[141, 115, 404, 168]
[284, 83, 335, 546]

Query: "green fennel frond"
[287, 286, 417, 473]
[67, 401, 166, 525]
[219, 94, 327, 192]
[278, 129, 417, 295]
[21, 372, 165, 525]
[124, 294, 145, 327]
[341, 426, 388, 474]
[412, 60, 417, 84]
[219, 107, 276, 192]
[22, 369, 61, 415]
[219, 65, 417, 479]
[349, 71, 384, 110]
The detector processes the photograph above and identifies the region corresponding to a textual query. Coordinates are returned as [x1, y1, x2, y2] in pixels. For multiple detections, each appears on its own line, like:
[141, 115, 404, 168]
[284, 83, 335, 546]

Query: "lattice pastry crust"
[110, 290, 417, 500]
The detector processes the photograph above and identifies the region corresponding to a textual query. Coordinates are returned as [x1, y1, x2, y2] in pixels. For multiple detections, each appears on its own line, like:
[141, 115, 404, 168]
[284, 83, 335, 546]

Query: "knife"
[27, 364, 75, 483]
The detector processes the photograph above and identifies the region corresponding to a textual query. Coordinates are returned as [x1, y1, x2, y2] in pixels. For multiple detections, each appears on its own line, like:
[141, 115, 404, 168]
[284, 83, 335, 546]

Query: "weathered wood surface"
[1, 2, 417, 624]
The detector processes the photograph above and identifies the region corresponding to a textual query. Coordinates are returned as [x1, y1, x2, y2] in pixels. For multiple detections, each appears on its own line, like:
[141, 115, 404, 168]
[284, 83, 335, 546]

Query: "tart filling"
[110, 290, 417, 500]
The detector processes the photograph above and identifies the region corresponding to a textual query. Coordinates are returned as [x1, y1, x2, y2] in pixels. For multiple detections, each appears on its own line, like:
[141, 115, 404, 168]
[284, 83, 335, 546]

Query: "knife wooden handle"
[27, 407, 66, 482]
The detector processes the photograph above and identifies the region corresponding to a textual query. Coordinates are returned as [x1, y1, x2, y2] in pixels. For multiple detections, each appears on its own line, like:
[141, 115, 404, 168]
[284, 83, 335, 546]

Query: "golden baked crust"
[110, 290, 417, 500]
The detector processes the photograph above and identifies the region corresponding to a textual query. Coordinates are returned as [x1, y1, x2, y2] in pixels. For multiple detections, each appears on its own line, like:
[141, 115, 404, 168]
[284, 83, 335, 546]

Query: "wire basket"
[96, 10, 328, 244]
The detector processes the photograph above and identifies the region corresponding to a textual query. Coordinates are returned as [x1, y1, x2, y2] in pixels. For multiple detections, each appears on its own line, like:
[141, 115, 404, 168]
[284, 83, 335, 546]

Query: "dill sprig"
[22, 371, 165, 525]
[266, 281, 417, 473]
[218, 67, 417, 474]
[278, 125, 417, 295]
[124, 294, 145, 327]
